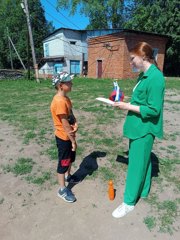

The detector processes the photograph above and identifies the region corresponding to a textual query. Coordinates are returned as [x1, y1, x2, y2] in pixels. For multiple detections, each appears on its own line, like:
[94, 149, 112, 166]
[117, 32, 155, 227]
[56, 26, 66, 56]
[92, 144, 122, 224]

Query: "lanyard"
[133, 80, 142, 92]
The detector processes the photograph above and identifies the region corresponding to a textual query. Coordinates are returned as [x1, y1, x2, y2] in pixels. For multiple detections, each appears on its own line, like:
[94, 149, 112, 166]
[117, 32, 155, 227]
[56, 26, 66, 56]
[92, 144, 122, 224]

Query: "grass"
[145, 197, 179, 235]
[144, 216, 156, 231]
[25, 171, 52, 185]
[165, 77, 180, 90]
[0, 198, 4, 204]
[2, 158, 35, 176]
[0, 76, 179, 234]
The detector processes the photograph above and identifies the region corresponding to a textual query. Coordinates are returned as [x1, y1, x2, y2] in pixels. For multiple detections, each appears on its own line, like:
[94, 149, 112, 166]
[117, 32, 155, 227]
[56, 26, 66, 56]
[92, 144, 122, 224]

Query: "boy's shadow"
[116, 151, 159, 177]
[68, 151, 106, 189]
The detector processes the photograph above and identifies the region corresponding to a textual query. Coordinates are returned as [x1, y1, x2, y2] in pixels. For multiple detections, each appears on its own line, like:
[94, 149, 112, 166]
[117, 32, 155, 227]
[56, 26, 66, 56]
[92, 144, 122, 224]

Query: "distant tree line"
[0, 0, 179, 76]
[57, 0, 180, 76]
[0, 0, 54, 70]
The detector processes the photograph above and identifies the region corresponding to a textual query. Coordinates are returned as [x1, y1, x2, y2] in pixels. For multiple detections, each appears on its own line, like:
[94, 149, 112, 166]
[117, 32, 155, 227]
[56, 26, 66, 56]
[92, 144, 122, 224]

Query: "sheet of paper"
[96, 97, 114, 105]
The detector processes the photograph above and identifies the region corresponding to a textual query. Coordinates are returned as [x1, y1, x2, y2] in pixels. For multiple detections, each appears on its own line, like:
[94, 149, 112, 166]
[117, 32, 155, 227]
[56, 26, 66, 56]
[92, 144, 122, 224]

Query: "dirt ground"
[0, 89, 179, 240]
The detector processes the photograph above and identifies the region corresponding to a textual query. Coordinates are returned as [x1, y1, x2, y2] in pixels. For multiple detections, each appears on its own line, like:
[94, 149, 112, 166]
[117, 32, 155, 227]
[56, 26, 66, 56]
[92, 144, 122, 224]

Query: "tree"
[0, 0, 54, 69]
[124, 0, 180, 76]
[57, 0, 125, 29]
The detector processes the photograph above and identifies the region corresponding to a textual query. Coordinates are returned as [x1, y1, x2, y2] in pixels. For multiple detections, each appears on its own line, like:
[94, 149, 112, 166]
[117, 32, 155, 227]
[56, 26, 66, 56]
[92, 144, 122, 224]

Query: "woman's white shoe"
[112, 202, 134, 218]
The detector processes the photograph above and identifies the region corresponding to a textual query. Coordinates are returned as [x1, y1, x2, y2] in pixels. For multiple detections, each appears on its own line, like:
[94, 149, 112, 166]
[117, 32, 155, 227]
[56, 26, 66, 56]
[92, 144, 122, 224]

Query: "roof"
[43, 28, 170, 42]
[43, 56, 64, 62]
[43, 28, 84, 41]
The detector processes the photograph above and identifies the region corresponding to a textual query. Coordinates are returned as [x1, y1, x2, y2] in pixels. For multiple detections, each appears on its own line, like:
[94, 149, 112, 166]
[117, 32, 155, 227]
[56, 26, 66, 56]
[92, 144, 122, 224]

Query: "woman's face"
[130, 54, 144, 71]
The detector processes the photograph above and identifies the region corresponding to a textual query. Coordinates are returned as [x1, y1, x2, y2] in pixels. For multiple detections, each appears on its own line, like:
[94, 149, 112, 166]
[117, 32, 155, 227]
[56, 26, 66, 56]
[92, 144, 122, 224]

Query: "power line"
[44, 0, 82, 30]
[43, 0, 118, 47]
[45, 11, 70, 29]
[50, 35, 106, 62]
[43, 14, 119, 51]
[41, 0, 123, 77]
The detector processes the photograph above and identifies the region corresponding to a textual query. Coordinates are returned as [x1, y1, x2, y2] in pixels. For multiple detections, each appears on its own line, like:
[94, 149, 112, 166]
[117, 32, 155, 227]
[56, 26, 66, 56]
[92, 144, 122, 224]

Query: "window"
[54, 63, 63, 74]
[70, 60, 80, 74]
[70, 41, 76, 45]
[44, 43, 49, 57]
[153, 48, 158, 61]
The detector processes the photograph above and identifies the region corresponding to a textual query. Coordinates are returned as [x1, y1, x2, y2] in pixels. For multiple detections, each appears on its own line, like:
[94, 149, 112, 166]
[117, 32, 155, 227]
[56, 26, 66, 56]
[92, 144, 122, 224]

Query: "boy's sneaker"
[65, 174, 81, 184]
[57, 187, 76, 203]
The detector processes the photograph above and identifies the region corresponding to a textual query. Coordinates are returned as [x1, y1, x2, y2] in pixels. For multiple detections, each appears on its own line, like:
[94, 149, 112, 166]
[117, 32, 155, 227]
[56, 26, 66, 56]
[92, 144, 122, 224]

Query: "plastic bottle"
[108, 180, 115, 200]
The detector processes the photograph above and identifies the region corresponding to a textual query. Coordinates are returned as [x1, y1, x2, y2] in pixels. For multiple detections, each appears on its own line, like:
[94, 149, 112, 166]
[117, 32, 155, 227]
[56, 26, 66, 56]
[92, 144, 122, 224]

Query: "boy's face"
[60, 81, 72, 93]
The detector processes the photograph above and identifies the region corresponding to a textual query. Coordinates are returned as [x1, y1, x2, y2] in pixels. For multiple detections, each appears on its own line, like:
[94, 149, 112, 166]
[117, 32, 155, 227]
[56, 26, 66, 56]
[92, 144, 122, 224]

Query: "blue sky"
[40, 0, 89, 30]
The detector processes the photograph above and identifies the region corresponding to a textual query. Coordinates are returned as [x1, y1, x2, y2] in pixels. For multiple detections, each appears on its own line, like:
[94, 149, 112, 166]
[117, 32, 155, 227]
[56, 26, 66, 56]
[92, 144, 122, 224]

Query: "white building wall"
[63, 29, 83, 60]
[39, 62, 54, 75]
[43, 32, 64, 57]
[41, 28, 121, 76]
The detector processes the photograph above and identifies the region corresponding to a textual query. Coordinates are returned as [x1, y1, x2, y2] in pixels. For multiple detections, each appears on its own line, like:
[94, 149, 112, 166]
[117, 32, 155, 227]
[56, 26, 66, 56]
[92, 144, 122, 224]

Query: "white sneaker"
[112, 202, 134, 218]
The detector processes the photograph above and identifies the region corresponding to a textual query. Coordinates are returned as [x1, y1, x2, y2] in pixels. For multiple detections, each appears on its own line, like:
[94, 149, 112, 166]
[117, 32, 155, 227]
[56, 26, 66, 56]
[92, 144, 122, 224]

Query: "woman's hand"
[113, 102, 130, 110]
[114, 102, 141, 114]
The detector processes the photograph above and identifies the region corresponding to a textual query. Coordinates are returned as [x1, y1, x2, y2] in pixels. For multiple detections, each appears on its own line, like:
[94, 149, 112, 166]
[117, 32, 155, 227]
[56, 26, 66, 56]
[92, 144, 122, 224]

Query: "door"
[70, 60, 80, 74]
[54, 63, 63, 74]
[97, 60, 102, 78]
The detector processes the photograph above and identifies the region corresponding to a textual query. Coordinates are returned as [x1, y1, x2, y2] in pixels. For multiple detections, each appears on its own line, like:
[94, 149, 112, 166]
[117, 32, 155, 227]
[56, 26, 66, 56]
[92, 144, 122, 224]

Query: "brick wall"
[88, 31, 168, 79]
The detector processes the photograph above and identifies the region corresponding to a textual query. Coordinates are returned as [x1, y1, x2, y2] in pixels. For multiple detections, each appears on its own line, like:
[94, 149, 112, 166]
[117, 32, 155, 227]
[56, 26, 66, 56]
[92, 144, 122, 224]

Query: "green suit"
[123, 64, 165, 205]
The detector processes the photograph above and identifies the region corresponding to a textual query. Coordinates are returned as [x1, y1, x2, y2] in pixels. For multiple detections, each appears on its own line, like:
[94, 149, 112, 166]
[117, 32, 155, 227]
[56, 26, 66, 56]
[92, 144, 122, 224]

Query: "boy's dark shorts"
[55, 136, 76, 174]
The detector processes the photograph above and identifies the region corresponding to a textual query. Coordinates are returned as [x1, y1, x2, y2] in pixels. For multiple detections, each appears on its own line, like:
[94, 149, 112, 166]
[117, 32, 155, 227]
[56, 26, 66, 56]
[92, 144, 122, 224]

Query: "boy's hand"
[72, 122, 78, 133]
[72, 141, 77, 151]
[69, 122, 78, 137]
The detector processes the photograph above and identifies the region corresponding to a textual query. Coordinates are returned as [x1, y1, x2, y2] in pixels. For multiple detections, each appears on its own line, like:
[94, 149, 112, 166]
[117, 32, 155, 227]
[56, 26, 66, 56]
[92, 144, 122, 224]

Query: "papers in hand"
[96, 97, 114, 105]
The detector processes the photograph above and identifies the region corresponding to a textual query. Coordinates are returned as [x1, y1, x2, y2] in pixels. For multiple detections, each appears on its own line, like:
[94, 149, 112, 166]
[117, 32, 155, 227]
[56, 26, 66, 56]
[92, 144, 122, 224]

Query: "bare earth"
[0, 89, 179, 240]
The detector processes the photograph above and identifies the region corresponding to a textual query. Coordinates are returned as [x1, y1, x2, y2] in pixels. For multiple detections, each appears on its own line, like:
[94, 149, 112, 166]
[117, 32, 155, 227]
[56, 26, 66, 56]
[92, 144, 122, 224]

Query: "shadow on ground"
[68, 151, 106, 189]
[116, 151, 160, 177]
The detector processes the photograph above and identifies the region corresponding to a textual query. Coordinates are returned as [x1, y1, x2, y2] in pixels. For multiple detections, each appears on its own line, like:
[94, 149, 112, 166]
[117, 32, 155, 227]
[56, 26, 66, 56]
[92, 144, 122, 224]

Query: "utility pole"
[6, 28, 14, 69]
[8, 35, 27, 70]
[21, 0, 40, 82]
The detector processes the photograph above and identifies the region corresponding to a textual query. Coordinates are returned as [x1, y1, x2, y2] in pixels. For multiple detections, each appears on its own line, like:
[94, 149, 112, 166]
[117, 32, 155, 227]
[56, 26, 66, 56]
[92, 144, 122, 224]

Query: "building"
[39, 28, 122, 78]
[88, 29, 169, 79]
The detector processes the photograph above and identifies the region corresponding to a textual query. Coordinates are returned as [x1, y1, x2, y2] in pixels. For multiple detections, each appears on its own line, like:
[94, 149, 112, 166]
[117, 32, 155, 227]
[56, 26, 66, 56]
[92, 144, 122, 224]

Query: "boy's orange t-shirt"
[50, 95, 73, 140]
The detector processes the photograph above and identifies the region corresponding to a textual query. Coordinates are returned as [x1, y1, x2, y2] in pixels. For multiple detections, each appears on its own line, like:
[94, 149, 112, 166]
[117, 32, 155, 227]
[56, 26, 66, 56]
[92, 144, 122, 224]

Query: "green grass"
[25, 171, 52, 185]
[144, 216, 156, 231]
[98, 166, 116, 181]
[0, 76, 179, 235]
[46, 145, 58, 160]
[165, 77, 180, 90]
[0, 198, 4, 204]
[2, 158, 35, 176]
[145, 196, 179, 235]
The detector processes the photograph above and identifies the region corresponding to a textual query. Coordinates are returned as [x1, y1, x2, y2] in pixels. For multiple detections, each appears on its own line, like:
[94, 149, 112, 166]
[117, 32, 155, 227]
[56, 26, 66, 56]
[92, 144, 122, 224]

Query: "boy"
[50, 72, 79, 203]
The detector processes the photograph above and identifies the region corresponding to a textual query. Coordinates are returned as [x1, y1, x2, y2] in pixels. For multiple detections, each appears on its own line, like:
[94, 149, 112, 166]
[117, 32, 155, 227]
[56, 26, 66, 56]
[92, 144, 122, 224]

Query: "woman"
[112, 42, 165, 218]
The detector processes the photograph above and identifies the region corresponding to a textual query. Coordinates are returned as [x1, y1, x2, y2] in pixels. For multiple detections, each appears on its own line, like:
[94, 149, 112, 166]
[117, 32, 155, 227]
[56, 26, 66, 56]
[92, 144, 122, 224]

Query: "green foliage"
[0, 0, 54, 69]
[57, 0, 125, 29]
[124, 0, 180, 76]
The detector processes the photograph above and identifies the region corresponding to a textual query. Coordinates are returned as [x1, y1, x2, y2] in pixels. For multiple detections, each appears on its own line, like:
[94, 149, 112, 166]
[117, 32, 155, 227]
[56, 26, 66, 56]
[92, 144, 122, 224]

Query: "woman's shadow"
[116, 151, 159, 177]
[67, 151, 106, 189]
